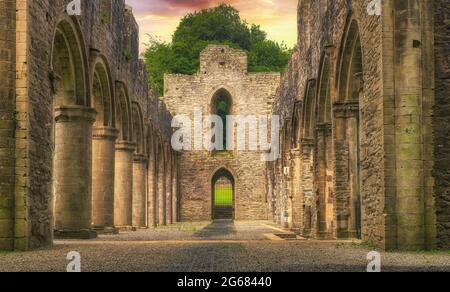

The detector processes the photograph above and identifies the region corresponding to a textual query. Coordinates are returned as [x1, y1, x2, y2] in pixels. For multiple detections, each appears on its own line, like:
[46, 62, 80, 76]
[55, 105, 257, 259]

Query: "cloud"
[125, 0, 298, 52]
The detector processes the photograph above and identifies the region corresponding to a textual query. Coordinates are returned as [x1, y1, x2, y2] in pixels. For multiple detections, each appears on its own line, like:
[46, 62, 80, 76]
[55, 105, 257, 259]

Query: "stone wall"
[0, 0, 16, 250]
[433, 0, 450, 248]
[163, 45, 280, 221]
[0, 0, 176, 250]
[271, 0, 449, 250]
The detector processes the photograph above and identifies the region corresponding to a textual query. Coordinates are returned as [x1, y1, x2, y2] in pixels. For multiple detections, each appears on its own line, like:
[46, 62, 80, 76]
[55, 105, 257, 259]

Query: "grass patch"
[214, 187, 233, 206]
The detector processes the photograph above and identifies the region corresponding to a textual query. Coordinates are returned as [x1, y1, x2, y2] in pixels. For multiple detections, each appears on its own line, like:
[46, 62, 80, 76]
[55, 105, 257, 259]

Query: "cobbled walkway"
[0, 221, 449, 272]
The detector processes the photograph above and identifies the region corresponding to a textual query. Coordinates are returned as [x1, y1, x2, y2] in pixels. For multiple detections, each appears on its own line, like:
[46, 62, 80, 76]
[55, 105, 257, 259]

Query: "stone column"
[301, 139, 314, 237]
[286, 153, 293, 229]
[172, 167, 178, 223]
[316, 124, 328, 239]
[333, 102, 350, 238]
[114, 141, 136, 229]
[132, 154, 148, 228]
[166, 162, 173, 224]
[54, 106, 97, 239]
[147, 155, 157, 227]
[91, 127, 118, 233]
[347, 101, 361, 239]
[158, 162, 167, 225]
[290, 149, 303, 230]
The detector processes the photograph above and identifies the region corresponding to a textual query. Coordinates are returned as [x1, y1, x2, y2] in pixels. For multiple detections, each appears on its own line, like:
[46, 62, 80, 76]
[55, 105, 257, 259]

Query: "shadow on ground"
[193, 220, 237, 238]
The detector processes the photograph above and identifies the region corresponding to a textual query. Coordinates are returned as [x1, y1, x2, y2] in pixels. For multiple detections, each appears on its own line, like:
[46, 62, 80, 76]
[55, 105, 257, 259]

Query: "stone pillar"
[290, 149, 303, 230]
[166, 162, 173, 224]
[147, 155, 157, 227]
[114, 141, 135, 229]
[172, 167, 178, 223]
[54, 106, 97, 239]
[347, 102, 361, 239]
[91, 127, 118, 233]
[333, 102, 351, 238]
[301, 139, 314, 237]
[316, 124, 328, 238]
[158, 162, 167, 225]
[132, 154, 148, 228]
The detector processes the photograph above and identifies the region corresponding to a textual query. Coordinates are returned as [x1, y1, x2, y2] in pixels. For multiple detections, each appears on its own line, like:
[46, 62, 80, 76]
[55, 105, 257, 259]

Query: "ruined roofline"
[164, 44, 281, 79]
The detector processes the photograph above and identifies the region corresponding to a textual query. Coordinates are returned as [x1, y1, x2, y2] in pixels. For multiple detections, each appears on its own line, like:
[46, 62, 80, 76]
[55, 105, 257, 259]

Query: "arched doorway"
[212, 168, 235, 220]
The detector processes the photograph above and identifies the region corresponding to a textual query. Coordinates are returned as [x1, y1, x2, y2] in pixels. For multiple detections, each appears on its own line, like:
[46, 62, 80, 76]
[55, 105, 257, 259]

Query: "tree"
[144, 4, 291, 95]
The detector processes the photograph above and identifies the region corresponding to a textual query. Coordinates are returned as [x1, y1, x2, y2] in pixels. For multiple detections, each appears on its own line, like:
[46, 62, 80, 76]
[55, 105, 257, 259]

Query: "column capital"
[301, 138, 314, 147]
[115, 140, 136, 152]
[316, 123, 332, 134]
[54, 106, 97, 123]
[93, 126, 119, 141]
[290, 148, 302, 158]
[333, 100, 359, 118]
[133, 153, 148, 164]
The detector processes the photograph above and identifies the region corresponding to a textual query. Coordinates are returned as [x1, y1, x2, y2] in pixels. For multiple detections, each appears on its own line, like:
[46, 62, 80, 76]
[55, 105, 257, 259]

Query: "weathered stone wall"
[0, 0, 16, 250]
[433, 0, 450, 248]
[272, 0, 449, 250]
[163, 45, 280, 221]
[0, 0, 176, 250]
[273, 0, 385, 244]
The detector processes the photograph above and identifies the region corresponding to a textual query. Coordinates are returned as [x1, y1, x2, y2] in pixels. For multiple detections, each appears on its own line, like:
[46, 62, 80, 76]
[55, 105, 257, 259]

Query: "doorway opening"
[212, 168, 235, 220]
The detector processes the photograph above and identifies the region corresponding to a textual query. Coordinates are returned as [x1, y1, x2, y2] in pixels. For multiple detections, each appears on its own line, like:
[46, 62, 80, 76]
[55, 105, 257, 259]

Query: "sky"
[125, 0, 298, 54]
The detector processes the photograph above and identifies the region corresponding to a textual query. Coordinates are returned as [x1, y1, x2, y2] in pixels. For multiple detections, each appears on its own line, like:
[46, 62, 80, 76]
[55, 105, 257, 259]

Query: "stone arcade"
[0, 0, 449, 252]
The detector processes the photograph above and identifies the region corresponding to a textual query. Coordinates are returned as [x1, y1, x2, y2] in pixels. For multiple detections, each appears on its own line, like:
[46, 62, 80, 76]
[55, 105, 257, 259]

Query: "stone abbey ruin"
[1, 0, 449, 252]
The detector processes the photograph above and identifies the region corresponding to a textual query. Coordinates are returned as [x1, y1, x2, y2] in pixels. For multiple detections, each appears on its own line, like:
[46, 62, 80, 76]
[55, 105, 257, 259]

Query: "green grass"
[214, 187, 233, 206]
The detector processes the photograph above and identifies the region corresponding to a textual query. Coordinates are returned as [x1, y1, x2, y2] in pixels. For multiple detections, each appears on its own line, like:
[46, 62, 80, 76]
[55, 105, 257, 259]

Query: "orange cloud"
[126, 0, 298, 53]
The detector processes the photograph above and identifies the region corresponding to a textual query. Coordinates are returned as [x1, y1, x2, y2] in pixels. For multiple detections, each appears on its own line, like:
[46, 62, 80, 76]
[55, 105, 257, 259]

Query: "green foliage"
[123, 48, 132, 62]
[214, 187, 233, 206]
[100, 10, 109, 25]
[143, 4, 291, 95]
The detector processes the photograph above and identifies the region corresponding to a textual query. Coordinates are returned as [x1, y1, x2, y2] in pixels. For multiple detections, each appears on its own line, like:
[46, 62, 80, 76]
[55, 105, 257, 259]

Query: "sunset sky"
[125, 0, 298, 54]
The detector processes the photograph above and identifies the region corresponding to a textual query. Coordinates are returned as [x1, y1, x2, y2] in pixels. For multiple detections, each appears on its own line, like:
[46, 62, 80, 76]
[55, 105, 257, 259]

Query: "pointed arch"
[211, 167, 236, 220]
[132, 102, 145, 155]
[115, 81, 132, 141]
[336, 17, 363, 101]
[90, 52, 114, 127]
[51, 16, 89, 107]
[302, 79, 317, 138]
[317, 49, 333, 123]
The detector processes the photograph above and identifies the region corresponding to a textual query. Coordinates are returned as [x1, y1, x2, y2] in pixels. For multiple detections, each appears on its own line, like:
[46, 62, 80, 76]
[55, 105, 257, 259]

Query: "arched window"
[211, 89, 232, 150]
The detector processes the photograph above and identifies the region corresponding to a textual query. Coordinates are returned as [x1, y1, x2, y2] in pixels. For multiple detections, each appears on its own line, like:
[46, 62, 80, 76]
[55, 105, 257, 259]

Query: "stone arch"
[314, 48, 335, 239]
[147, 126, 158, 227]
[211, 167, 236, 220]
[336, 17, 363, 102]
[114, 82, 135, 229]
[302, 80, 317, 139]
[90, 53, 118, 231]
[51, 16, 97, 238]
[131, 102, 145, 155]
[90, 53, 114, 127]
[115, 82, 132, 142]
[50, 16, 89, 107]
[131, 102, 148, 228]
[334, 17, 363, 239]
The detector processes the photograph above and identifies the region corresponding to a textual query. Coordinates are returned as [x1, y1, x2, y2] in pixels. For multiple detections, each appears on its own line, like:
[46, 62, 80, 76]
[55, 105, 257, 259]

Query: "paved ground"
[0, 221, 449, 272]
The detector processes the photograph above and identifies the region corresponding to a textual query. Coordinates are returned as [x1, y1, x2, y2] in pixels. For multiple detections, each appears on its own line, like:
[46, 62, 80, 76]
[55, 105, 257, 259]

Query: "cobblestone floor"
[0, 221, 449, 272]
